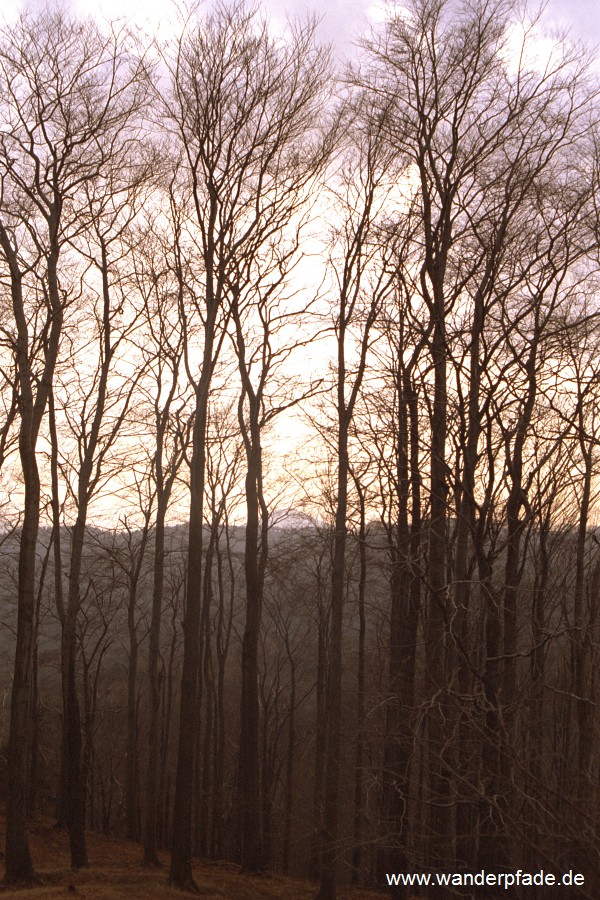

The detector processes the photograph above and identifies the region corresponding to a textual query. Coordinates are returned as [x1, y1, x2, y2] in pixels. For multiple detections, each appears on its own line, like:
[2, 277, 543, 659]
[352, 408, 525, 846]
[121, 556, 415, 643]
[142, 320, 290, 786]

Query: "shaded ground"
[0, 817, 386, 898]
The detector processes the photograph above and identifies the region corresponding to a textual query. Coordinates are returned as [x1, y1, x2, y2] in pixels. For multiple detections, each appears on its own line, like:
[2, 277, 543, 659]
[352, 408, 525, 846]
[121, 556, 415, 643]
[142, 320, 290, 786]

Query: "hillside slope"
[0, 817, 384, 898]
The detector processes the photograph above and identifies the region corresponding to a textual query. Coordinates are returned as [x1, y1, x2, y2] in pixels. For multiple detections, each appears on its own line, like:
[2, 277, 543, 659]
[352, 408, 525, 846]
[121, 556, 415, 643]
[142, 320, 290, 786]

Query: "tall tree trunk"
[62, 515, 90, 870]
[318, 417, 349, 900]
[195, 524, 217, 857]
[126, 612, 139, 841]
[282, 647, 296, 875]
[527, 502, 550, 867]
[61, 240, 121, 870]
[574, 449, 593, 785]
[211, 527, 234, 859]
[49, 392, 68, 828]
[143, 499, 168, 865]
[351, 482, 367, 884]
[238, 433, 267, 871]
[170, 359, 213, 889]
[309, 552, 329, 881]
[452, 287, 485, 868]
[378, 370, 420, 887]
[159, 601, 179, 852]
[28, 540, 50, 816]
[573, 443, 595, 878]
[8, 458, 40, 881]
[424, 270, 452, 886]
[2, 224, 62, 885]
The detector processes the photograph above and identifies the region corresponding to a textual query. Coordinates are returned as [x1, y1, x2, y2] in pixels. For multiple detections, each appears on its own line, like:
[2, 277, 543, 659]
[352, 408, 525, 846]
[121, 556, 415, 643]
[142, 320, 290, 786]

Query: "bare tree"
[360, 0, 598, 883]
[77, 576, 118, 834]
[193, 399, 242, 859]
[56, 164, 151, 868]
[132, 195, 194, 867]
[317, 101, 400, 900]
[164, 2, 331, 886]
[0, 10, 148, 880]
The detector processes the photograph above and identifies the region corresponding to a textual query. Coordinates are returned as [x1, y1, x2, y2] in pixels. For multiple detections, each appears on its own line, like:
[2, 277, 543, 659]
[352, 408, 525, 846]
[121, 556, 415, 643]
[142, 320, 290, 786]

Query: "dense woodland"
[1, 0, 600, 897]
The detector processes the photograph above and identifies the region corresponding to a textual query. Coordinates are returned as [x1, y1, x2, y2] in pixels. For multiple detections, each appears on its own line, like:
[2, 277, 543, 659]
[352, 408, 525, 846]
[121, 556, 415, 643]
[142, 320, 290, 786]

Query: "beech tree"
[229, 123, 332, 870]
[194, 399, 242, 859]
[56, 160, 151, 867]
[133, 195, 194, 866]
[0, 10, 149, 880]
[360, 0, 598, 883]
[164, 2, 332, 886]
[317, 100, 401, 900]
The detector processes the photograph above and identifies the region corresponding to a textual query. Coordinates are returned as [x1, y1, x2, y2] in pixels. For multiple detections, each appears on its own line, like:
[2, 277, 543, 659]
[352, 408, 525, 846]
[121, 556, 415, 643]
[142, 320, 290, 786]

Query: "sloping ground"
[0, 818, 385, 898]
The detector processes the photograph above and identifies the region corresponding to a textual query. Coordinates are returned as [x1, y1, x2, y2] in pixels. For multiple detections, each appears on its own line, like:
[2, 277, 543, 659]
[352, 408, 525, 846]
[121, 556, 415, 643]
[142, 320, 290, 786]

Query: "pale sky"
[20, 0, 599, 55]
[4, 0, 598, 527]
[262, 0, 600, 48]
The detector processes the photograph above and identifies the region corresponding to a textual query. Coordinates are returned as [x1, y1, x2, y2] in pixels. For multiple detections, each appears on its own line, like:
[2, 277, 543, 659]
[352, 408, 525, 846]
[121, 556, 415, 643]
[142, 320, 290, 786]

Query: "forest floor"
[0, 816, 386, 898]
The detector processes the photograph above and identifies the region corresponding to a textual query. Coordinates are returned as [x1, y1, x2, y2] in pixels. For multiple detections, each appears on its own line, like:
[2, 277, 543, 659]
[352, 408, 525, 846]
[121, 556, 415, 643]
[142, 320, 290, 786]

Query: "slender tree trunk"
[199, 656, 214, 857]
[195, 525, 217, 857]
[238, 435, 266, 871]
[61, 237, 123, 869]
[159, 610, 178, 852]
[49, 392, 68, 828]
[351, 484, 367, 884]
[170, 357, 213, 890]
[212, 530, 233, 859]
[143, 499, 168, 865]
[573, 446, 595, 878]
[62, 513, 90, 870]
[478, 559, 502, 872]
[126, 614, 139, 841]
[378, 372, 420, 887]
[282, 650, 296, 874]
[574, 450, 593, 784]
[310, 555, 328, 881]
[81, 634, 108, 832]
[82, 662, 94, 831]
[318, 417, 349, 900]
[28, 541, 49, 816]
[425, 274, 452, 886]
[527, 505, 549, 867]
[260, 696, 274, 869]
[2, 221, 61, 886]
[452, 288, 485, 868]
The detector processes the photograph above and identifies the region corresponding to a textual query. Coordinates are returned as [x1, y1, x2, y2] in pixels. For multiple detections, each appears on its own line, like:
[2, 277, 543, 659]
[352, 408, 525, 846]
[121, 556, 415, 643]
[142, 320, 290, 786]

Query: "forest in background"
[1, 0, 600, 897]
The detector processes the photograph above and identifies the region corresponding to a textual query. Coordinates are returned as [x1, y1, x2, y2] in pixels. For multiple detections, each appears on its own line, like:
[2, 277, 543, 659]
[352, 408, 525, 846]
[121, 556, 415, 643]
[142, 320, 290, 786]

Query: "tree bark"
[2, 221, 61, 885]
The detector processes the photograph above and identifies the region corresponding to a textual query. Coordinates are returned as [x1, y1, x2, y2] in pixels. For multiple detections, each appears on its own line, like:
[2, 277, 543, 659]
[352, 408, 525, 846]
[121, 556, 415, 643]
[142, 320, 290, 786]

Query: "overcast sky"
[261, 0, 600, 48]
[50, 0, 599, 54]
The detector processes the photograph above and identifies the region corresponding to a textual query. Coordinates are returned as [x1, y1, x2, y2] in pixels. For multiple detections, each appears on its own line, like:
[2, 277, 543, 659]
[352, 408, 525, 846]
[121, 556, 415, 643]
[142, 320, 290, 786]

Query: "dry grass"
[0, 817, 385, 898]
